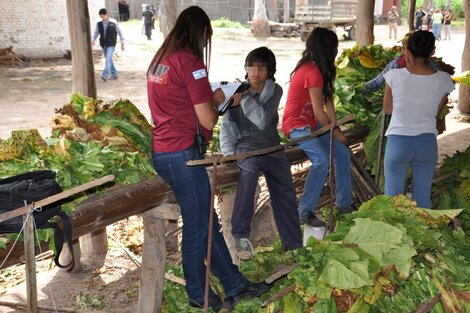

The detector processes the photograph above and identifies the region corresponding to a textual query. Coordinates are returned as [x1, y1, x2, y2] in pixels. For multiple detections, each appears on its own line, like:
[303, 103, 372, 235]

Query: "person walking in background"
[425, 8, 434, 31]
[383, 31, 454, 208]
[431, 8, 443, 40]
[142, 5, 155, 40]
[220, 47, 302, 261]
[443, 9, 453, 40]
[415, 6, 426, 30]
[388, 6, 399, 40]
[282, 27, 355, 230]
[147, 6, 270, 311]
[92, 8, 125, 81]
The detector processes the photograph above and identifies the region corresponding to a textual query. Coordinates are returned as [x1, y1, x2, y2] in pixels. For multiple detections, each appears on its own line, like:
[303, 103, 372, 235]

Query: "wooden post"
[218, 190, 239, 266]
[66, 0, 106, 263]
[283, 0, 290, 22]
[23, 212, 38, 313]
[65, 0, 97, 99]
[81, 229, 108, 256]
[138, 207, 169, 313]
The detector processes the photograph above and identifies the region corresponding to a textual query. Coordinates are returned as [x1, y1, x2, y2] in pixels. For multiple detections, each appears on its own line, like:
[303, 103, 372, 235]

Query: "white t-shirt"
[384, 68, 454, 136]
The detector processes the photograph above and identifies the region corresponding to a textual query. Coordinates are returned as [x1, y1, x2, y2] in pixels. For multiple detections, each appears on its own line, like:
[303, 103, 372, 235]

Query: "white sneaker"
[235, 238, 254, 261]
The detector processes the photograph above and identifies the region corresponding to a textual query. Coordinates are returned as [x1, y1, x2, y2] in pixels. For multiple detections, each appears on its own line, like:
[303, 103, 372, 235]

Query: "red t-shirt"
[281, 62, 323, 137]
[147, 50, 213, 152]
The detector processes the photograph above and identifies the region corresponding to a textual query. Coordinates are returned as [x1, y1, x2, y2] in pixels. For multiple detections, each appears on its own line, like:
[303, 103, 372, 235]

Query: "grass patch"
[212, 17, 246, 29]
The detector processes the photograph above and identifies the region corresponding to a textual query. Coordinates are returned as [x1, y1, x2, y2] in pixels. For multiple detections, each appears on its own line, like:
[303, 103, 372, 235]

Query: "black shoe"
[189, 293, 223, 312]
[300, 212, 326, 227]
[100, 75, 107, 81]
[225, 282, 271, 308]
[336, 204, 357, 214]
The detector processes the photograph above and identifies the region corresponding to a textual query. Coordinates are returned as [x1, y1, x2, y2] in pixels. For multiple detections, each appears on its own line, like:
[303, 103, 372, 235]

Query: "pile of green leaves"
[161, 195, 470, 312]
[334, 44, 400, 175]
[0, 93, 155, 247]
[434, 145, 470, 232]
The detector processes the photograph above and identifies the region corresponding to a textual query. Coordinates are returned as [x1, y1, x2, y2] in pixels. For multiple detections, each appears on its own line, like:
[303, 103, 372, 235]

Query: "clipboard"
[211, 82, 251, 115]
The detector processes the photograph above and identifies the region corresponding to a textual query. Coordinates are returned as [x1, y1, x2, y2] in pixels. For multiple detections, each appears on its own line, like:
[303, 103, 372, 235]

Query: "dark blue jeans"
[232, 154, 302, 250]
[152, 147, 248, 303]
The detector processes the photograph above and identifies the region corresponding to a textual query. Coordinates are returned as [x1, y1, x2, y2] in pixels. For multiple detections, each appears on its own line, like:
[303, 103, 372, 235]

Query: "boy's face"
[100, 14, 109, 21]
[245, 62, 269, 85]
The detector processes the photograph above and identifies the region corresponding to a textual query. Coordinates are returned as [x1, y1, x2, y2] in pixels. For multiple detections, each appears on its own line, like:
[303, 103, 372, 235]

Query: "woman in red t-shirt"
[281, 27, 355, 229]
[146, 6, 270, 311]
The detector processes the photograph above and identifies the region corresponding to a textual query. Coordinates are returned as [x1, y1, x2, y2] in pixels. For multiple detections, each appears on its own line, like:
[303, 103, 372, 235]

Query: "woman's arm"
[383, 83, 393, 115]
[309, 87, 348, 144]
[194, 88, 225, 130]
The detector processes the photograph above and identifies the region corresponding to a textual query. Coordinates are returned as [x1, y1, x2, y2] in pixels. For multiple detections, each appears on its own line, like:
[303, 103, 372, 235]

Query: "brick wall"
[0, 0, 105, 58]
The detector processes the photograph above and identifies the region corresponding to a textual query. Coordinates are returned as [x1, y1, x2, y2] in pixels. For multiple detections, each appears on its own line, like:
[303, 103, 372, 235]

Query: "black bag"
[0, 170, 74, 270]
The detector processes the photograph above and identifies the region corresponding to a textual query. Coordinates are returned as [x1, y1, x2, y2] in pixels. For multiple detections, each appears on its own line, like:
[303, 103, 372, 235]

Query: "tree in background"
[356, 0, 375, 46]
[159, 0, 178, 38]
[458, 0, 470, 113]
[252, 0, 271, 37]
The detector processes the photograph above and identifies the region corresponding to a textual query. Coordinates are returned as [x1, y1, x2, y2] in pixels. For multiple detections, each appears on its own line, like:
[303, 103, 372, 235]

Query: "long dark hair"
[291, 27, 338, 101]
[147, 6, 213, 75]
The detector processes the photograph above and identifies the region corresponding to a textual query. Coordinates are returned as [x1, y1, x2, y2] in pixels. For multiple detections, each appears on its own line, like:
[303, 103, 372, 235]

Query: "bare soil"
[0, 23, 469, 312]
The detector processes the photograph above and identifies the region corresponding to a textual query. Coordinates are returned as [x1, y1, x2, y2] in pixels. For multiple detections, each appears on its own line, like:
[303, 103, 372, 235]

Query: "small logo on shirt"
[149, 64, 170, 84]
[192, 69, 207, 80]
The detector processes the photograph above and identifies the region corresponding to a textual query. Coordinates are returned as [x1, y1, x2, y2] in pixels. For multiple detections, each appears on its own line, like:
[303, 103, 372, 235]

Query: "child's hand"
[213, 88, 226, 105]
[231, 92, 242, 107]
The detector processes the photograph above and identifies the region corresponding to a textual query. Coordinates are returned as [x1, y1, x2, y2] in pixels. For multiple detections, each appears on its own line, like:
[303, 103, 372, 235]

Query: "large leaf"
[343, 218, 403, 260]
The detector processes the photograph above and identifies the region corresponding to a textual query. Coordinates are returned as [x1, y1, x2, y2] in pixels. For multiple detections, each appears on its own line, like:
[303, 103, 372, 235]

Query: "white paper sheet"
[210, 81, 241, 112]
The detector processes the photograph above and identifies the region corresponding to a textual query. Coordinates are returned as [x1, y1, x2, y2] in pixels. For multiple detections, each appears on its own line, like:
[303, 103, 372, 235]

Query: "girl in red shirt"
[282, 27, 355, 229]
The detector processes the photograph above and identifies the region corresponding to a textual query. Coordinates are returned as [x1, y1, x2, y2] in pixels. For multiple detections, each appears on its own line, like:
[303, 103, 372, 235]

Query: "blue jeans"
[152, 147, 248, 303]
[289, 126, 353, 217]
[432, 23, 442, 40]
[384, 134, 437, 209]
[101, 45, 117, 78]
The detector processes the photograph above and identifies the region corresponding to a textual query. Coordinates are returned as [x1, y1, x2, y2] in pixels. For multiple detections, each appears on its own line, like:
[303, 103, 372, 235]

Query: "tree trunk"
[422, 0, 432, 11]
[129, 0, 144, 20]
[458, 0, 470, 114]
[408, 0, 417, 32]
[253, 0, 271, 37]
[160, 0, 178, 38]
[65, 0, 96, 99]
[356, 0, 375, 47]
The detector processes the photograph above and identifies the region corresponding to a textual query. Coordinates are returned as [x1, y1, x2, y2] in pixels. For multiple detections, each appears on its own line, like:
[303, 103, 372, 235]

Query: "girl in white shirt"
[383, 30, 454, 208]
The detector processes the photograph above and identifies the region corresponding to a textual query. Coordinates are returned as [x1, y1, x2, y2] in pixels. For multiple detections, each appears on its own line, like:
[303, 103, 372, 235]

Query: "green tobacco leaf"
[313, 297, 338, 313]
[343, 218, 403, 260]
[283, 292, 306, 313]
[319, 258, 371, 289]
[347, 297, 370, 313]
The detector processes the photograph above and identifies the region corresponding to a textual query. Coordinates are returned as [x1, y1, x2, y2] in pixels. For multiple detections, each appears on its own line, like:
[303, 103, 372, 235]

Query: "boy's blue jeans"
[101, 45, 117, 78]
[384, 133, 437, 208]
[152, 147, 248, 303]
[288, 126, 353, 218]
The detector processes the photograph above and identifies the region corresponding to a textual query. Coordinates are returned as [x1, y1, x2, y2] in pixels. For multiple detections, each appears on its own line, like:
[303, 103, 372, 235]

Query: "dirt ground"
[0, 23, 469, 312]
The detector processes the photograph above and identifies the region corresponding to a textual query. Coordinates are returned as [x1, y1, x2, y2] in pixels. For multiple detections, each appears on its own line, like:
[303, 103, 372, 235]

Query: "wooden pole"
[23, 211, 38, 313]
[187, 115, 356, 167]
[204, 160, 218, 312]
[138, 207, 168, 313]
[0, 175, 115, 223]
[327, 129, 335, 232]
[65, 0, 96, 98]
[283, 0, 290, 22]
